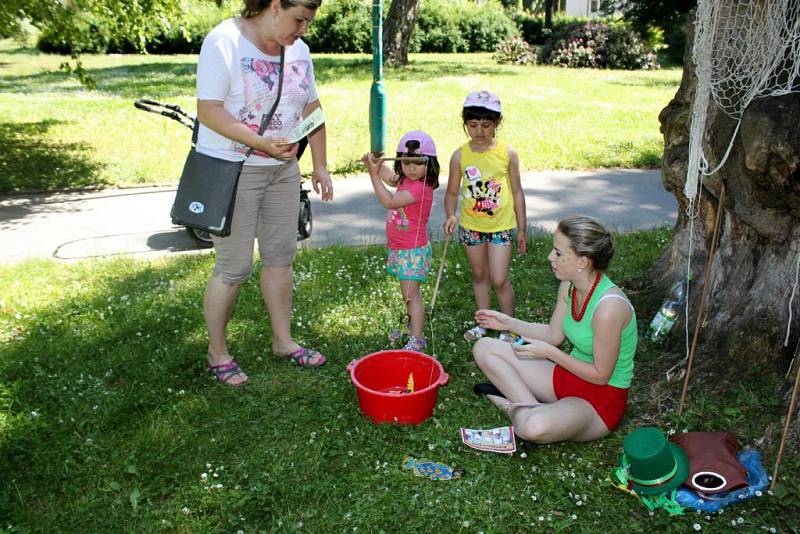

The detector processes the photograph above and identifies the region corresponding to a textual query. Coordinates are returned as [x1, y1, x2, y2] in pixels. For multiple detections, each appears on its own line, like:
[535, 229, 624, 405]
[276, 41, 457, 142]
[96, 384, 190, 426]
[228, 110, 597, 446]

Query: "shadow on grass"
[91, 62, 197, 98]
[0, 120, 106, 193]
[1, 234, 797, 530]
[0, 55, 518, 98]
[607, 76, 680, 89]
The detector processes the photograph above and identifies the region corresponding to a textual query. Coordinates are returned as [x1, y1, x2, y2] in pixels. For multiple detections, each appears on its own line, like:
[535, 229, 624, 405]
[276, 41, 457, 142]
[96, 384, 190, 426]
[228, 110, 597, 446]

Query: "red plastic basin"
[347, 349, 449, 425]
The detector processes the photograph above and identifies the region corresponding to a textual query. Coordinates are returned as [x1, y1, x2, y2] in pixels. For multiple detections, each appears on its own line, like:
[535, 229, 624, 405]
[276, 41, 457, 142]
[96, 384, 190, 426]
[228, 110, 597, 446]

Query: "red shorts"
[552, 365, 629, 430]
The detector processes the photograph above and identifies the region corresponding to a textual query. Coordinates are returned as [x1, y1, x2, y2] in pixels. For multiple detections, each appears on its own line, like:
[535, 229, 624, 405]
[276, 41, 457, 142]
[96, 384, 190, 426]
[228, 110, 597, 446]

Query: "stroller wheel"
[297, 191, 312, 241]
[186, 227, 214, 248]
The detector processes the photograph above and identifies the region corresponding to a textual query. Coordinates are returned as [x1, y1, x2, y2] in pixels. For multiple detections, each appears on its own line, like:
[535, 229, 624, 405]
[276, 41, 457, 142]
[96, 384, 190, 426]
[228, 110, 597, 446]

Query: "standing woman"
[197, 0, 333, 387]
[472, 216, 637, 443]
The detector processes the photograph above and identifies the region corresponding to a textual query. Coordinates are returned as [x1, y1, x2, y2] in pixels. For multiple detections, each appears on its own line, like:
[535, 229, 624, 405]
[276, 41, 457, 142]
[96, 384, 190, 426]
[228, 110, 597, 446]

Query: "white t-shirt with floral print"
[196, 18, 319, 166]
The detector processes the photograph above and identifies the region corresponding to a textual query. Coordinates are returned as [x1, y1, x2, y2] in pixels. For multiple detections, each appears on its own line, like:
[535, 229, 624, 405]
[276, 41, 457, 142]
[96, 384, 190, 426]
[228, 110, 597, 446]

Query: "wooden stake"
[679, 185, 726, 415]
[772, 338, 800, 491]
[379, 156, 427, 163]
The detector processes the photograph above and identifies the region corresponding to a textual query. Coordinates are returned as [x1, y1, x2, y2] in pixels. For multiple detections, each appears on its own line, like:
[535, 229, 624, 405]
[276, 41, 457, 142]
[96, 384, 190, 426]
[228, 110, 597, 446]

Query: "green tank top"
[562, 274, 637, 389]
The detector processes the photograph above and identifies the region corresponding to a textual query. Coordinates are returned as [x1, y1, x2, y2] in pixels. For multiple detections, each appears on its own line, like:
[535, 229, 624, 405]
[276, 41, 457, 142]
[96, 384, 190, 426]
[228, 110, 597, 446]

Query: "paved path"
[0, 169, 677, 265]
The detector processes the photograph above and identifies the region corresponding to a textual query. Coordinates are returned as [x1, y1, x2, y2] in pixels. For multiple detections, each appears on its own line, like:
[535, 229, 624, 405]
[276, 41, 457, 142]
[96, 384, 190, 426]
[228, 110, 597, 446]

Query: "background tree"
[544, 0, 554, 29]
[0, 0, 186, 52]
[603, 0, 695, 64]
[383, 0, 422, 66]
[656, 20, 800, 388]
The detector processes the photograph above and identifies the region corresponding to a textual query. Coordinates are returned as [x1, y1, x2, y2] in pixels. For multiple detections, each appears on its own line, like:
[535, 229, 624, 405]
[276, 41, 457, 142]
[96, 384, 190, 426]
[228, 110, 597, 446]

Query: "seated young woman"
[472, 215, 637, 444]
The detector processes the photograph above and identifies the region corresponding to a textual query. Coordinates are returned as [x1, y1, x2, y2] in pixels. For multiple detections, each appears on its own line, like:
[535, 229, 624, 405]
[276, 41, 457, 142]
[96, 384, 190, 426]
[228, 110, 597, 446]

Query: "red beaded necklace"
[571, 272, 602, 322]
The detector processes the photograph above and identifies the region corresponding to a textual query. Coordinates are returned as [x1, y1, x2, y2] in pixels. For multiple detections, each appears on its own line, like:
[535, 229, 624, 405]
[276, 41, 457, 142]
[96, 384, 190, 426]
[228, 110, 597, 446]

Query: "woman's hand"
[475, 309, 513, 332]
[260, 137, 299, 160]
[312, 166, 333, 201]
[511, 338, 555, 360]
[443, 215, 458, 235]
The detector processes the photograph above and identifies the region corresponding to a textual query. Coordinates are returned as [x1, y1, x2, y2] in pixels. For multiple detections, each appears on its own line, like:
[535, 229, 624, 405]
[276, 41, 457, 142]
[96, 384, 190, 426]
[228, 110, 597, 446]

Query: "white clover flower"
[201, 473, 208, 480]
[693, 524, 702, 531]
[737, 517, 744, 524]
[30, 411, 40, 417]
[538, 516, 544, 521]
[181, 507, 190, 514]
[462, 521, 470, 528]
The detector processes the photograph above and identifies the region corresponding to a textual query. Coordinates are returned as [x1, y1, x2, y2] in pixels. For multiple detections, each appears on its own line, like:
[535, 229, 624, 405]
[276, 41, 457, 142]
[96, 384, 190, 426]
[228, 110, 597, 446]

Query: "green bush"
[37, 11, 113, 54]
[143, 1, 229, 54]
[304, 0, 371, 53]
[412, 0, 469, 53]
[463, 1, 517, 51]
[493, 35, 537, 65]
[35, 0, 518, 56]
[37, 0, 228, 55]
[544, 20, 659, 70]
[508, 9, 547, 44]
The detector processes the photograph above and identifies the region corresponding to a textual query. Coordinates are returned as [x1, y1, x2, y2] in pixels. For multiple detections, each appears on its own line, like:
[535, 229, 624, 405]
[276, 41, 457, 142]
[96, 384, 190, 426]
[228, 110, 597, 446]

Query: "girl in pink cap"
[444, 90, 527, 343]
[361, 131, 441, 352]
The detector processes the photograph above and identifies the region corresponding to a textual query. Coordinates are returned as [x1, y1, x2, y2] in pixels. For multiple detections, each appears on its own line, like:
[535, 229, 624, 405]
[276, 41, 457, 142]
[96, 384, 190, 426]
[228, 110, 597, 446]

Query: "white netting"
[685, 0, 800, 201]
[674, 1, 800, 373]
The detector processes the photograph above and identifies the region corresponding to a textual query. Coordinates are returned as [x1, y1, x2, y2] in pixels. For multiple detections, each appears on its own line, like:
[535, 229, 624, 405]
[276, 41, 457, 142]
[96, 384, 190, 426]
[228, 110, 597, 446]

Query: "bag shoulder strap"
[192, 46, 286, 160]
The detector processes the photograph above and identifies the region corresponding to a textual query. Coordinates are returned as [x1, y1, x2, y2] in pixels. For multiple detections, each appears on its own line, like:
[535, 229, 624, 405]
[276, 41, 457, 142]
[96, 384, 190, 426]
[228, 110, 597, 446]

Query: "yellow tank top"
[459, 141, 516, 232]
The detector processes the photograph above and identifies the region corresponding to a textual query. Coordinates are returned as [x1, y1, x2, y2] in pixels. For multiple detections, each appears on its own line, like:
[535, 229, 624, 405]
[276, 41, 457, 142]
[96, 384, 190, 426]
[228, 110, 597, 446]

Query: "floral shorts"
[458, 226, 514, 247]
[386, 243, 432, 282]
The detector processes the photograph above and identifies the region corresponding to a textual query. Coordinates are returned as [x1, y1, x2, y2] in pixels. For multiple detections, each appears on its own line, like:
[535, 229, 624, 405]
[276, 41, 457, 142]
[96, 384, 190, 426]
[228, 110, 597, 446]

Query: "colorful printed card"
[460, 425, 516, 454]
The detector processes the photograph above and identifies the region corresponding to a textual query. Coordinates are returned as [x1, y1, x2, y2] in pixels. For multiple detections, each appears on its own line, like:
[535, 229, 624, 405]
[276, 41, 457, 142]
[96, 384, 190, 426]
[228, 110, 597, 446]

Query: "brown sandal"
[207, 359, 248, 387]
[277, 346, 326, 368]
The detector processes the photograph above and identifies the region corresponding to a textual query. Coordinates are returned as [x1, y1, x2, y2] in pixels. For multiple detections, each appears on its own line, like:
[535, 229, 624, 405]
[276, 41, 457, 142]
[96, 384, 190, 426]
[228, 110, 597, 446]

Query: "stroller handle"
[134, 98, 195, 130]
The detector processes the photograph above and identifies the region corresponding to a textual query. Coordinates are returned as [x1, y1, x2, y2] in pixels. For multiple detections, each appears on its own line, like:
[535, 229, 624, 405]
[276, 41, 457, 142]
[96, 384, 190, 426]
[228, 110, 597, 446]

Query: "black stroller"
[134, 99, 313, 247]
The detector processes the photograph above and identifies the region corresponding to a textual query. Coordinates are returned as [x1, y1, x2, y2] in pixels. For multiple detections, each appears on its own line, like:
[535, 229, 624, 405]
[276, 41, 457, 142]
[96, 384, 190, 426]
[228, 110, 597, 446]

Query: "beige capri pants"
[211, 160, 301, 284]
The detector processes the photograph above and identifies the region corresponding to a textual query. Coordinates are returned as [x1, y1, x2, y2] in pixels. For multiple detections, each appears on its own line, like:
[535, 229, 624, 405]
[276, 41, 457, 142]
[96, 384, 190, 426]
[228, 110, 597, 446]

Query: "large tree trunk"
[544, 0, 554, 29]
[656, 19, 800, 380]
[383, 0, 421, 67]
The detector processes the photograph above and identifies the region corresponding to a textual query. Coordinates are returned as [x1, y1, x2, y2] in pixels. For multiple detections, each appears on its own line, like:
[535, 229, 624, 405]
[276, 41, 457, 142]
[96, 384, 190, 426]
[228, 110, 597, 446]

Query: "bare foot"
[486, 394, 542, 413]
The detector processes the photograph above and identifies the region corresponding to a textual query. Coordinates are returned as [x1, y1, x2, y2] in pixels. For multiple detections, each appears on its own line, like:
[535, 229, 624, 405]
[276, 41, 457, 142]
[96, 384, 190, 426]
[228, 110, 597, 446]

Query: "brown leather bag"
[671, 432, 748, 494]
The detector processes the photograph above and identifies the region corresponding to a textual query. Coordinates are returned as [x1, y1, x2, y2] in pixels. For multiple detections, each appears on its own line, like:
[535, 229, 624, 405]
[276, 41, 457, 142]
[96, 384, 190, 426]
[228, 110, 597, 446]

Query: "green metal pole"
[370, 0, 386, 156]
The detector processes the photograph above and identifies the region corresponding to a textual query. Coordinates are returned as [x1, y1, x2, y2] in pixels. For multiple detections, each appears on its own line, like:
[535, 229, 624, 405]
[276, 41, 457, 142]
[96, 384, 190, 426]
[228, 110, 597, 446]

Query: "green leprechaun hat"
[621, 427, 689, 496]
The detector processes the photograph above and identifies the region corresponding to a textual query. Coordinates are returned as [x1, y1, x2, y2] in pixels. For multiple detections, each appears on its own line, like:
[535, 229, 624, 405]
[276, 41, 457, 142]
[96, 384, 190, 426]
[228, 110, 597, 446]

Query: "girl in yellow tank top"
[443, 90, 528, 343]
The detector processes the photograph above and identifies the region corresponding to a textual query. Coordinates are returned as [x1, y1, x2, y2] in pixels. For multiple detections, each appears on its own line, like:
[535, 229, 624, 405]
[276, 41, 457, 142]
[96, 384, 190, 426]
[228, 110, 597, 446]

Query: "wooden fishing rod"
[379, 156, 428, 163]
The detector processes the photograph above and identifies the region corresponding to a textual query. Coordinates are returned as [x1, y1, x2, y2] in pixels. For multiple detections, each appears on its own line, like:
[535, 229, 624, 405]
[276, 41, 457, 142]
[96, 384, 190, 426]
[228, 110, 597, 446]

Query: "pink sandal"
[207, 359, 248, 387]
[277, 346, 326, 368]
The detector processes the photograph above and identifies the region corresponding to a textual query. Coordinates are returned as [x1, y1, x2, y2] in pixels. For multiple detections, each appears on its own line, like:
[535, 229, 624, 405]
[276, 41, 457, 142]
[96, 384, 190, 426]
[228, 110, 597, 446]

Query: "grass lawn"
[0, 40, 681, 193]
[1, 229, 798, 531]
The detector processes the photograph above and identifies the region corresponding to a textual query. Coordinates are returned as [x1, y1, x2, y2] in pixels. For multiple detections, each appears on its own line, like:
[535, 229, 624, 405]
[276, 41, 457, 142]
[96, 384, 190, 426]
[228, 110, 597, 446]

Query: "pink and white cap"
[397, 130, 437, 157]
[463, 90, 502, 113]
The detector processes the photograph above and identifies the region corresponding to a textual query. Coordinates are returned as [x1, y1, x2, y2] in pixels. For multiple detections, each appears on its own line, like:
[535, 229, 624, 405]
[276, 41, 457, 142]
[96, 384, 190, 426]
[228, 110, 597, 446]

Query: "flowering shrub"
[545, 21, 659, 70]
[493, 36, 538, 65]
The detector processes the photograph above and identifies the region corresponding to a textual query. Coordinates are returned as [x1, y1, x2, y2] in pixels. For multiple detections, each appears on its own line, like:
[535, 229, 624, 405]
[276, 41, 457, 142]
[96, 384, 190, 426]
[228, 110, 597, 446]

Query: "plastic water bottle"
[648, 280, 686, 342]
